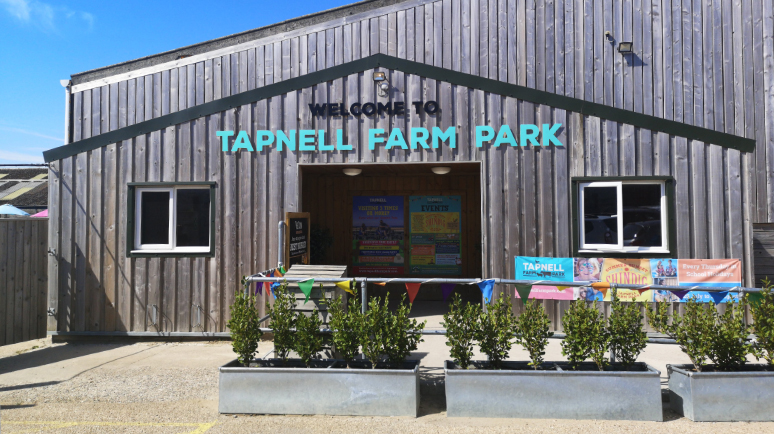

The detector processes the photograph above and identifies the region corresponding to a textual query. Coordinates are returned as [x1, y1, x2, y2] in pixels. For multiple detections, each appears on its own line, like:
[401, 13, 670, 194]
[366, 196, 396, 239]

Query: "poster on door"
[409, 196, 462, 275]
[352, 196, 405, 275]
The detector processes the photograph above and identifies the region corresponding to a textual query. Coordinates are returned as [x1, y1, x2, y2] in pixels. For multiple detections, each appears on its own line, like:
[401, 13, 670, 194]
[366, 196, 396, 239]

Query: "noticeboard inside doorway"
[408, 195, 462, 275]
[285, 212, 310, 267]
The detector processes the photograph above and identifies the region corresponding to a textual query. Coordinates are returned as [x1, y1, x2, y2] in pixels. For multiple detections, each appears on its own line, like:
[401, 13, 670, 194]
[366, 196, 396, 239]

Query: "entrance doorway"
[300, 162, 482, 304]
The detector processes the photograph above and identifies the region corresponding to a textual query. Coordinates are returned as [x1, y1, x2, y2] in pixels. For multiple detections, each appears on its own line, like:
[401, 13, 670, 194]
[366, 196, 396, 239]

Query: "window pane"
[622, 184, 662, 247]
[583, 186, 618, 244]
[140, 191, 170, 245]
[176, 189, 210, 247]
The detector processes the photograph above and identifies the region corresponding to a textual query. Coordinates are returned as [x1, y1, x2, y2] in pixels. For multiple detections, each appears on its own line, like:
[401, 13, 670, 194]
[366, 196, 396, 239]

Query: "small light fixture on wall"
[431, 166, 451, 175]
[373, 71, 390, 97]
[617, 42, 634, 54]
[343, 168, 362, 176]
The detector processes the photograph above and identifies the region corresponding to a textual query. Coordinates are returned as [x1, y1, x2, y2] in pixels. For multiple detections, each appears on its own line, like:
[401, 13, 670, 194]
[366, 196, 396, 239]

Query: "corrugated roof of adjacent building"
[0, 168, 48, 210]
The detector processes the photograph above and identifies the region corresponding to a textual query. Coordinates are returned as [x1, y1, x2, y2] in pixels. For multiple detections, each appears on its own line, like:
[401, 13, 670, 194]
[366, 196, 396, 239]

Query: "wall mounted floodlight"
[431, 166, 451, 175]
[60, 79, 71, 87]
[373, 72, 386, 82]
[343, 168, 362, 176]
[617, 42, 634, 54]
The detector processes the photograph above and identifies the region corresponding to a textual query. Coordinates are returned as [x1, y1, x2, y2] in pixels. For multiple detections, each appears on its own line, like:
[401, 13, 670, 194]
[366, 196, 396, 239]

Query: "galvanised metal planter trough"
[667, 364, 774, 422]
[219, 359, 420, 417]
[445, 361, 663, 421]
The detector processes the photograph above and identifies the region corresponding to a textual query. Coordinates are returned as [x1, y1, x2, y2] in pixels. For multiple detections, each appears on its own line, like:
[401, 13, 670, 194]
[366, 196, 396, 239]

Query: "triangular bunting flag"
[515, 283, 533, 300]
[270, 282, 281, 299]
[591, 282, 610, 290]
[556, 286, 570, 292]
[747, 292, 763, 307]
[298, 279, 315, 304]
[598, 287, 609, 300]
[477, 280, 496, 304]
[374, 282, 387, 286]
[709, 291, 729, 305]
[280, 265, 287, 274]
[255, 281, 262, 295]
[441, 283, 456, 301]
[405, 283, 421, 304]
[636, 287, 650, 295]
[273, 269, 283, 278]
[264, 281, 271, 296]
[336, 280, 355, 295]
[670, 290, 689, 300]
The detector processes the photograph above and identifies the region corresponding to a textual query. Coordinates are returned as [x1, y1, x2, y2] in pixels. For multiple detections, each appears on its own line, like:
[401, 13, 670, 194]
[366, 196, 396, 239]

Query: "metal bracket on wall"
[149, 304, 158, 328]
[47, 307, 56, 317]
[192, 304, 203, 330]
[48, 248, 57, 257]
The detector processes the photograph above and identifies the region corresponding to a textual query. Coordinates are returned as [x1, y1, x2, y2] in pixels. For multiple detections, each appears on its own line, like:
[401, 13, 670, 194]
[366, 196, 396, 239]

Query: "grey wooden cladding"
[67, 0, 774, 225]
[1, 218, 47, 346]
[753, 223, 774, 285]
[49, 70, 754, 333]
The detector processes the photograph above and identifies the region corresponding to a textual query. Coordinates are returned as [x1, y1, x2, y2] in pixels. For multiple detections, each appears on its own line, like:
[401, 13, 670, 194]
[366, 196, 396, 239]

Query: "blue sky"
[0, 0, 351, 164]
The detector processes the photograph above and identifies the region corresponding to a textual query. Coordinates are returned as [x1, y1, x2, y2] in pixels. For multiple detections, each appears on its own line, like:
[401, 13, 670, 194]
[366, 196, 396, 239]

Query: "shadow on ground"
[0, 343, 128, 376]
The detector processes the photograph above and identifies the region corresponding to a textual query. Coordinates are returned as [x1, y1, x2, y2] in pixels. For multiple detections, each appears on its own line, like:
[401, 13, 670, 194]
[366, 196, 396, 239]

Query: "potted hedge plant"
[219, 284, 425, 417]
[445, 289, 662, 421]
[651, 282, 774, 422]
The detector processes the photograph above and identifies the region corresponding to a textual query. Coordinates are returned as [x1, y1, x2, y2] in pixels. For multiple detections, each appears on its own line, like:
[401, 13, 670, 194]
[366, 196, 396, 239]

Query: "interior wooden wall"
[300, 167, 482, 279]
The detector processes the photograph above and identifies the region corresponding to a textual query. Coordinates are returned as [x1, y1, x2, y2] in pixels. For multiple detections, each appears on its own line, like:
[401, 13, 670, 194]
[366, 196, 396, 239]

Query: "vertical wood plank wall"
[50, 71, 751, 333]
[1, 218, 48, 346]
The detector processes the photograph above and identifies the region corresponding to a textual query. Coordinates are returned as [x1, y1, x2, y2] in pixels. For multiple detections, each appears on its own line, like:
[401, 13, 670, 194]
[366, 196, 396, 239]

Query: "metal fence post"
[277, 220, 286, 269]
[361, 278, 368, 314]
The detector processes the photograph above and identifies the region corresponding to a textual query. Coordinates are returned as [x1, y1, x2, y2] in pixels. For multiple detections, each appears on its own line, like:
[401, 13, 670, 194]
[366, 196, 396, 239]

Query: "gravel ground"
[1, 337, 773, 433]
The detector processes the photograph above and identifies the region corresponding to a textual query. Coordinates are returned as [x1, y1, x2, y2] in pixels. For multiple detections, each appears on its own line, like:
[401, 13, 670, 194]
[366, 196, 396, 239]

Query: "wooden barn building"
[43, 0, 774, 336]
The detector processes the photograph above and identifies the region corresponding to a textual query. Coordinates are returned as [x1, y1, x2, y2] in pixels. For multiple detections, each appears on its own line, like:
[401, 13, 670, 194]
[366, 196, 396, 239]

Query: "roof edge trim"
[45, 54, 755, 162]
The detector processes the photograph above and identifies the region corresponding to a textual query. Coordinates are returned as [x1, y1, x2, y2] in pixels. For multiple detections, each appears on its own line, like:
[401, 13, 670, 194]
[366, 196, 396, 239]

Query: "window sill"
[577, 248, 672, 257]
[129, 249, 213, 258]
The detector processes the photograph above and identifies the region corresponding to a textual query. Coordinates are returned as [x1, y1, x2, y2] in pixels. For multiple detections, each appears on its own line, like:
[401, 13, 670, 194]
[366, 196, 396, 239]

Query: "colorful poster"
[677, 259, 742, 303]
[573, 258, 603, 282]
[510, 257, 743, 302]
[408, 196, 462, 275]
[599, 258, 653, 301]
[352, 196, 405, 275]
[516, 256, 574, 281]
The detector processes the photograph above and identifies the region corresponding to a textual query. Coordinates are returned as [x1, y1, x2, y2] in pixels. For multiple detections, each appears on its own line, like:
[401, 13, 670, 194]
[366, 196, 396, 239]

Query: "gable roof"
[46, 53, 755, 162]
[70, 0, 411, 86]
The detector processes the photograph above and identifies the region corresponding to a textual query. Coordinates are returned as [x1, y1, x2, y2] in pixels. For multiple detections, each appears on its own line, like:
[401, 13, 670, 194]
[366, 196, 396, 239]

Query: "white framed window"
[131, 184, 213, 255]
[577, 180, 670, 254]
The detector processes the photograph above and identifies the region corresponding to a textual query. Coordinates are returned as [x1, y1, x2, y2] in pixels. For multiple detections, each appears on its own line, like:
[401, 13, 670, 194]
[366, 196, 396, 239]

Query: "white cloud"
[0, 126, 62, 142]
[0, 0, 94, 31]
[0, 149, 45, 163]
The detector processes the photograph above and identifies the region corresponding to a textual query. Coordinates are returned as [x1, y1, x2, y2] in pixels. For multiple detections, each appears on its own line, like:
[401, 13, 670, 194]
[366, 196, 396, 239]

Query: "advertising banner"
[352, 196, 405, 275]
[285, 212, 310, 266]
[512, 256, 742, 302]
[409, 196, 462, 275]
[676, 259, 742, 303]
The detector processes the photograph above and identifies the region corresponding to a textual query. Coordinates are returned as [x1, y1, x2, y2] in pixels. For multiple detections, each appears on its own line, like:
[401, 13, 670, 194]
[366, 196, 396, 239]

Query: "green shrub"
[359, 295, 390, 369]
[561, 300, 607, 370]
[384, 294, 425, 368]
[606, 288, 647, 368]
[328, 290, 363, 367]
[442, 294, 480, 369]
[227, 290, 263, 367]
[709, 300, 752, 371]
[749, 278, 774, 365]
[648, 298, 712, 371]
[293, 309, 324, 367]
[475, 293, 517, 370]
[514, 299, 554, 369]
[269, 281, 297, 362]
[357, 294, 426, 369]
